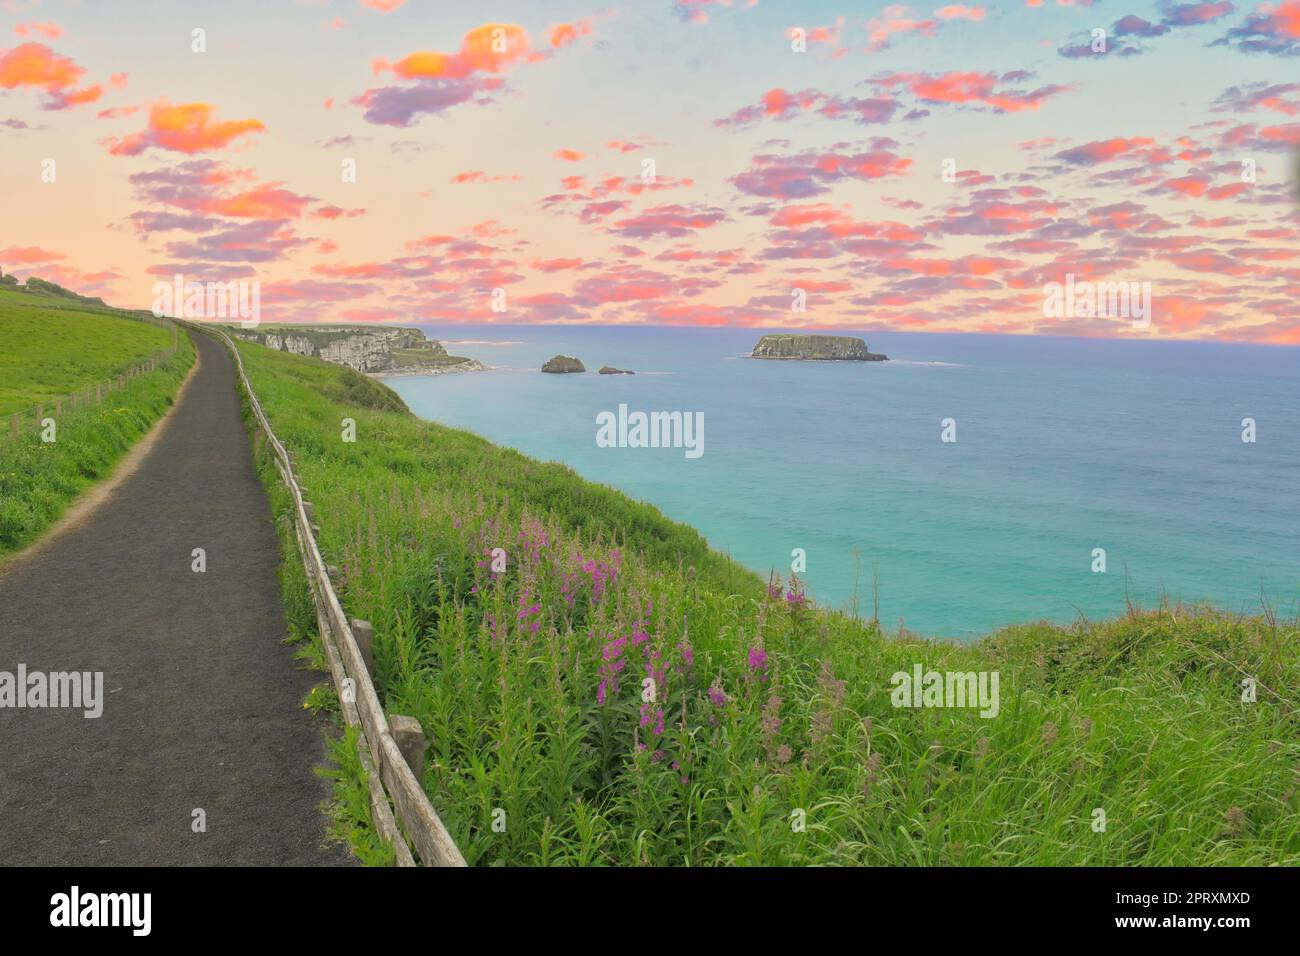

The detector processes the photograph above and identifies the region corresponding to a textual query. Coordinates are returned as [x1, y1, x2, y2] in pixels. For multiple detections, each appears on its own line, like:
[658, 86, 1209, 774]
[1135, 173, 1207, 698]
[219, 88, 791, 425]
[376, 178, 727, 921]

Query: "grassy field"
[0, 287, 194, 558]
[235, 336, 1300, 866]
[0, 286, 175, 417]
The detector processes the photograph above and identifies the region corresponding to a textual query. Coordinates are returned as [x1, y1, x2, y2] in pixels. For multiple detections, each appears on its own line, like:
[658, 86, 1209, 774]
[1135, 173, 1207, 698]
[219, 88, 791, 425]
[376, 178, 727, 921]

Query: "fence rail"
[3, 325, 180, 442]
[196, 322, 466, 868]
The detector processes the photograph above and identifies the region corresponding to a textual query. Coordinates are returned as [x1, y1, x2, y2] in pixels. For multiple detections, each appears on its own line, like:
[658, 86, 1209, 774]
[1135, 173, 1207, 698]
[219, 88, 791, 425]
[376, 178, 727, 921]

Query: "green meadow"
[0, 286, 194, 558]
[234, 335, 1300, 866]
[0, 286, 175, 416]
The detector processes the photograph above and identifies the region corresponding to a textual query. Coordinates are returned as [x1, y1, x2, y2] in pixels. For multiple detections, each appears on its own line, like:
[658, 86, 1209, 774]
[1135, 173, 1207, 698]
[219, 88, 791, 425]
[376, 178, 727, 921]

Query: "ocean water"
[380, 326, 1300, 639]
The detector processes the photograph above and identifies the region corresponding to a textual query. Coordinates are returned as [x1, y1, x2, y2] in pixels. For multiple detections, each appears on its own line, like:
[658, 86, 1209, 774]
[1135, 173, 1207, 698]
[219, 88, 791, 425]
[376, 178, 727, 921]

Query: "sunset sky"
[1, 0, 1298, 341]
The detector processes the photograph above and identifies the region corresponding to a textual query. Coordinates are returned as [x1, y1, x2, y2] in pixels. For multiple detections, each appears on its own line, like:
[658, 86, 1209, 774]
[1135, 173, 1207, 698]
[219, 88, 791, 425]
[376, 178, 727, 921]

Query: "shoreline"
[370, 359, 488, 379]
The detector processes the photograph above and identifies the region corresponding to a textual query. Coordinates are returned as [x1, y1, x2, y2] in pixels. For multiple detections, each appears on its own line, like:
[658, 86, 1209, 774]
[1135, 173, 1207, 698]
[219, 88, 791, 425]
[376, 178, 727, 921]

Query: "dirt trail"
[0, 331, 352, 866]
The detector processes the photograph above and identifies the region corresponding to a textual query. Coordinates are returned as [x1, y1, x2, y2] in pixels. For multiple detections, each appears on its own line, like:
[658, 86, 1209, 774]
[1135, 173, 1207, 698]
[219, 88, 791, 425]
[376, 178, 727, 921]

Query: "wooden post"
[34, 405, 42, 427]
[9, 414, 17, 440]
[54, 398, 62, 417]
[388, 715, 427, 783]
[351, 618, 375, 678]
[95, 384, 102, 405]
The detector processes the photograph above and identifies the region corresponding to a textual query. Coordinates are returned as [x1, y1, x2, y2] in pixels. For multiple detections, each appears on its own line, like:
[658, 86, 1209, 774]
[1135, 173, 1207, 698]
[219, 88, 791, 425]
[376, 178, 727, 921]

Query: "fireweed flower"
[747, 647, 768, 677]
[645, 650, 667, 695]
[761, 696, 782, 737]
[516, 590, 542, 635]
[560, 571, 580, 608]
[707, 686, 727, 707]
[639, 703, 665, 737]
[596, 631, 627, 705]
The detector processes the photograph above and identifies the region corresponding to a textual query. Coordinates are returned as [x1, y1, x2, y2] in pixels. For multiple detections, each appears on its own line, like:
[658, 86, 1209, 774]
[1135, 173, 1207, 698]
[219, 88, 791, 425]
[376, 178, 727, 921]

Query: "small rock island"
[542, 355, 586, 373]
[751, 333, 888, 362]
[598, 366, 634, 375]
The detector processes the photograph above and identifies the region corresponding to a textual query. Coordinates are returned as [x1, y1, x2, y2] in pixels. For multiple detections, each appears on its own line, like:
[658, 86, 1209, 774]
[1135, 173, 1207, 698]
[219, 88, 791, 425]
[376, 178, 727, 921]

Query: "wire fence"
[3, 325, 181, 443]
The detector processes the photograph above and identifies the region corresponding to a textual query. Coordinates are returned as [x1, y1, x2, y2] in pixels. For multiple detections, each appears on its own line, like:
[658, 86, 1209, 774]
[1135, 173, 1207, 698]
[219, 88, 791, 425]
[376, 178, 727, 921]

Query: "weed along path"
[0, 331, 352, 866]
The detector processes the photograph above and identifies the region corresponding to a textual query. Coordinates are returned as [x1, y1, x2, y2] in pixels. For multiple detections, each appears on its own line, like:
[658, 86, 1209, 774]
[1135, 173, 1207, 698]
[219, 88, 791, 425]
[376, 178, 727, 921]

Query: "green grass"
[389, 348, 475, 368]
[234, 336, 1300, 867]
[0, 286, 175, 416]
[0, 289, 194, 558]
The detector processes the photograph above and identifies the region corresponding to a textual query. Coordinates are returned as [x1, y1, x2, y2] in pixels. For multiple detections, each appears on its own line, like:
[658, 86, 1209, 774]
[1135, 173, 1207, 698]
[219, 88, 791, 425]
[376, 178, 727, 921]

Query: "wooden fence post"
[388, 715, 427, 783]
[303, 500, 320, 537]
[9, 414, 17, 440]
[95, 384, 102, 405]
[352, 618, 375, 678]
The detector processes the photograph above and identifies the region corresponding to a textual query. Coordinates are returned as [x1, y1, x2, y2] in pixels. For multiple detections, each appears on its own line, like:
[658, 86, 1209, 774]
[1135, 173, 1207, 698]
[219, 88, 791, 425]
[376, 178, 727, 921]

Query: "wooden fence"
[195, 322, 466, 868]
[4, 325, 180, 443]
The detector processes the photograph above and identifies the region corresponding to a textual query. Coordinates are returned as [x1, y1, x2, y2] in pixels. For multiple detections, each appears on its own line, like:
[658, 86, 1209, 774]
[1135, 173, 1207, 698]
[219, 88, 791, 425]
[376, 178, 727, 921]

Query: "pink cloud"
[610, 203, 727, 238]
[732, 142, 912, 199]
[104, 100, 265, 155]
[871, 70, 1071, 113]
[14, 22, 63, 39]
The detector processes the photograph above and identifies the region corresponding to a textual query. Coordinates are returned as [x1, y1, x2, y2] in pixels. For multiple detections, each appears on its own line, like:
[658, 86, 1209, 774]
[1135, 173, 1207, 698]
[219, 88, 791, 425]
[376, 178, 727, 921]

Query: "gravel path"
[0, 331, 353, 865]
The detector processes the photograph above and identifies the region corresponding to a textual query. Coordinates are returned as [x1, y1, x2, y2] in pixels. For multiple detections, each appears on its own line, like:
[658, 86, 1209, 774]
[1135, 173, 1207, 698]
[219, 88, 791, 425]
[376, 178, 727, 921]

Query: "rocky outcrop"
[598, 366, 634, 375]
[751, 333, 887, 361]
[542, 355, 585, 373]
[234, 326, 483, 376]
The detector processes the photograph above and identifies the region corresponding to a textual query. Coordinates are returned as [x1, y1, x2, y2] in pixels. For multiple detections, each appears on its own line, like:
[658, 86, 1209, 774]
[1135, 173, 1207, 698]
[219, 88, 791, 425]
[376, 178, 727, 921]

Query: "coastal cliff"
[751, 333, 887, 362]
[233, 326, 485, 376]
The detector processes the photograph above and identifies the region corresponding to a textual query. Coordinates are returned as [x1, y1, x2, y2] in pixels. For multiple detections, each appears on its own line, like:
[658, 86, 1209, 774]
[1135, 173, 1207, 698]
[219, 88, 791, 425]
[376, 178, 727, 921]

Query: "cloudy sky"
[1, 0, 1298, 341]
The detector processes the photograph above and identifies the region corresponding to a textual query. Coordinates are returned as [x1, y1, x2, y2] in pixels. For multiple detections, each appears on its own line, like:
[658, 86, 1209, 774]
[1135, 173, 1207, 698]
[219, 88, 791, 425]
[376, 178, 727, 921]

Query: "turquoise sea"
[381, 326, 1300, 639]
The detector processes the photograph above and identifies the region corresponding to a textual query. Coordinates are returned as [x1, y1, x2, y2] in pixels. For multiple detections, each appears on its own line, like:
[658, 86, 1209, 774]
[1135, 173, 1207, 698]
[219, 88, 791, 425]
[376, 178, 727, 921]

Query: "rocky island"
[232, 326, 486, 376]
[598, 366, 634, 375]
[542, 355, 585, 373]
[751, 333, 887, 362]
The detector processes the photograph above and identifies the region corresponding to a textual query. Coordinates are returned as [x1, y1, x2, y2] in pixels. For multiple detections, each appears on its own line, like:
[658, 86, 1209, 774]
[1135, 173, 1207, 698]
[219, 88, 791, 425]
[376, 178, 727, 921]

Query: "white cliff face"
[318, 332, 413, 372]
[234, 327, 446, 374]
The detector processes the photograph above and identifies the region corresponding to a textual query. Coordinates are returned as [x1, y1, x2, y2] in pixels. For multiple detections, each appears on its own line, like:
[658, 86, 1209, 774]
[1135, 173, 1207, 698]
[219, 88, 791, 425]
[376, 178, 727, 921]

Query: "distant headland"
[233, 326, 485, 377]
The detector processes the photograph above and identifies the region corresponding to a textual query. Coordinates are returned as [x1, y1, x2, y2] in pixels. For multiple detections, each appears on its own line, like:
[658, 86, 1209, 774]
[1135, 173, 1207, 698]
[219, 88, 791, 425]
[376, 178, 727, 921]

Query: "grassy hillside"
[235, 337, 1300, 866]
[0, 287, 194, 558]
[0, 287, 176, 416]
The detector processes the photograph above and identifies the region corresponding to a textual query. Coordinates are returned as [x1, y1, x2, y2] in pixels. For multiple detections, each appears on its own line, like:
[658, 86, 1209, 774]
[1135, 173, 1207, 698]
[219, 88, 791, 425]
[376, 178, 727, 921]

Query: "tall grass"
[236, 338, 1300, 866]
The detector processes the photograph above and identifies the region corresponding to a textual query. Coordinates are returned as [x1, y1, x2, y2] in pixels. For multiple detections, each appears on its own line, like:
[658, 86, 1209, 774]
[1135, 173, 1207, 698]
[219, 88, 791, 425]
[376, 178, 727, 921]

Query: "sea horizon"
[378, 324, 1300, 639]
